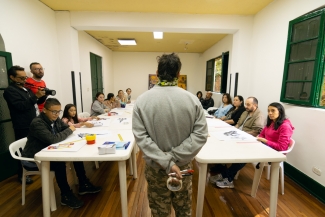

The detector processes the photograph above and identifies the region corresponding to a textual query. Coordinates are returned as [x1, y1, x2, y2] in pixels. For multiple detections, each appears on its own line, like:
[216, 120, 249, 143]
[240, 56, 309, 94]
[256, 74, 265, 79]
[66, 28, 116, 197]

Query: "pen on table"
[118, 134, 124, 141]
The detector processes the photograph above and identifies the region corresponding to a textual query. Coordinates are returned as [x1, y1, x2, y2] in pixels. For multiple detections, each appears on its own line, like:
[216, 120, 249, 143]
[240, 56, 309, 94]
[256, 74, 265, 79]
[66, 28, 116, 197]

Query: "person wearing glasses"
[3, 65, 46, 184]
[22, 98, 101, 209]
[25, 62, 48, 111]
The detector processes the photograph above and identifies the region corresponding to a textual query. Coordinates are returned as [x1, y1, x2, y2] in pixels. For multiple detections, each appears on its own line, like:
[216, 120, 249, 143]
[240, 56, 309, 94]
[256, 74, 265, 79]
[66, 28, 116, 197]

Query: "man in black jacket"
[201, 91, 214, 110]
[3, 65, 45, 184]
[22, 98, 101, 209]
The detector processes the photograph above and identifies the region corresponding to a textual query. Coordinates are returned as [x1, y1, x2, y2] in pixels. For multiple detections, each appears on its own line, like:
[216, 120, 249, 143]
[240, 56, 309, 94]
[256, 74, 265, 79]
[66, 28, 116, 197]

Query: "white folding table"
[195, 118, 286, 217]
[35, 129, 137, 217]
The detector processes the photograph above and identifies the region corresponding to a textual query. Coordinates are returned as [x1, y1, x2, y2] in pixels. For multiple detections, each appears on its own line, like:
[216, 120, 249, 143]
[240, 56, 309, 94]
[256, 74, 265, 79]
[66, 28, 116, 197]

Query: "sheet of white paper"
[42, 140, 86, 152]
[210, 129, 256, 141]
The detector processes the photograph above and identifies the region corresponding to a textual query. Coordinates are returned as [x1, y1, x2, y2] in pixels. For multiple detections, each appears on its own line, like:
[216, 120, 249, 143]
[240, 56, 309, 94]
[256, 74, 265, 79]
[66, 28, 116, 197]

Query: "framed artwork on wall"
[148, 74, 158, 89]
[178, 75, 187, 90]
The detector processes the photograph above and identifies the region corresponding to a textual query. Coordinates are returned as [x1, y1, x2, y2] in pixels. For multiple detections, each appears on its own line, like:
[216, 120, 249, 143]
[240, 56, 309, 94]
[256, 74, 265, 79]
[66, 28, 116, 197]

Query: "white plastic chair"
[262, 138, 295, 195]
[235, 138, 295, 194]
[9, 138, 57, 211]
[78, 112, 90, 119]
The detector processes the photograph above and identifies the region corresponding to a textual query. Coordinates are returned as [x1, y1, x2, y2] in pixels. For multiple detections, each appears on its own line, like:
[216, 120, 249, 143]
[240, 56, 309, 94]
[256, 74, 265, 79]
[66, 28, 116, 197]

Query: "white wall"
[70, 11, 254, 100]
[250, 0, 325, 185]
[112, 52, 200, 99]
[0, 0, 61, 100]
[78, 31, 114, 113]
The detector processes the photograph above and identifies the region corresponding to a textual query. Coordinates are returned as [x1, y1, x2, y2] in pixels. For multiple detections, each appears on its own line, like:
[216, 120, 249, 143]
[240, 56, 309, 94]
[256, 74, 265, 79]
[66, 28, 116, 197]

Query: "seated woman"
[62, 104, 96, 128]
[214, 93, 233, 118]
[125, 88, 132, 104]
[220, 95, 246, 126]
[91, 92, 109, 116]
[196, 91, 203, 103]
[116, 90, 127, 107]
[211, 102, 294, 189]
[257, 102, 294, 151]
[103, 93, 119, 110]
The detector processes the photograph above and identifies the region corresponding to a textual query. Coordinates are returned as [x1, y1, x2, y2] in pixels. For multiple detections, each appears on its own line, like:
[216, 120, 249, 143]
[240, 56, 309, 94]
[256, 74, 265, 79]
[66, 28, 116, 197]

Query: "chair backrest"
[9, 138, 28, 160]
[280, 138, 295, 154]
[79, 112, 90, 119]
[83, 112, 90, 117]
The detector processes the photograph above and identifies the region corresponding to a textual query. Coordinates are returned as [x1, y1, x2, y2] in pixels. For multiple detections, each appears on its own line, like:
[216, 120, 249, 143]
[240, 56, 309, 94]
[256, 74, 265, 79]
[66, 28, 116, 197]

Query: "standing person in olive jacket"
[3, 65, 46, 184]
[22, 98, 101, 209]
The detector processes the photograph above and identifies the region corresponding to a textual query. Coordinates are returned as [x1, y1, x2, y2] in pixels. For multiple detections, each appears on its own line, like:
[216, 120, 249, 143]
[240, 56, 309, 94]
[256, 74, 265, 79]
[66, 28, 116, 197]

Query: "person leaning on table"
[132, 53, 208, 217]
[210, 96, 264, 188]
[91, 92, 109, 116]
[22, 98, 101, 209]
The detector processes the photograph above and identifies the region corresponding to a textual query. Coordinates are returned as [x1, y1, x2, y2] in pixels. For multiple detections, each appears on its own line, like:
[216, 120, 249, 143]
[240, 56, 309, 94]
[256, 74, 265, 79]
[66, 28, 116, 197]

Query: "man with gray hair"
[132, 53, 208, 217]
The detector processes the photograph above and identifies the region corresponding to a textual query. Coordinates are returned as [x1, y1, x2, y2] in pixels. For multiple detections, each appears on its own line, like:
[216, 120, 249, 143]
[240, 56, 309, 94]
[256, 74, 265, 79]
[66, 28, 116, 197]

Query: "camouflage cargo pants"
[145, 163, 192, 217]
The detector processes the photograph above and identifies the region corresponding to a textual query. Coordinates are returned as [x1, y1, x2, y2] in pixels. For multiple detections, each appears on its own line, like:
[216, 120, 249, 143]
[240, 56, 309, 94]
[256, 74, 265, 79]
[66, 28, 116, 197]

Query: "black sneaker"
[61, 191, 84, 209]
[78, 180, 102, 195]
[18, 176, 33, 184]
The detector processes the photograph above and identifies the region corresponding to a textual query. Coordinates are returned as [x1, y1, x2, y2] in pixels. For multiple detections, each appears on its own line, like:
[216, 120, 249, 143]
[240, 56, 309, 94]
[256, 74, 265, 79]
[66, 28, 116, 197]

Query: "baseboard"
[284, 162, 325, 204]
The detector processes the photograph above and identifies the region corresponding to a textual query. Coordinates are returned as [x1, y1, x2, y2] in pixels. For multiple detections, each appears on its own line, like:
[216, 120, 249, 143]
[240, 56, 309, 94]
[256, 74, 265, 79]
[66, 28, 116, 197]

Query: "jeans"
[221, 163, 246, 182]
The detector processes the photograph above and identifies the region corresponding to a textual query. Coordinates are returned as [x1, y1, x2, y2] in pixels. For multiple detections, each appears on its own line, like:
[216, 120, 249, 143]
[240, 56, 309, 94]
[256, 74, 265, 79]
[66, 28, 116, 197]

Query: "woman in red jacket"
[257, 102, 294, 151]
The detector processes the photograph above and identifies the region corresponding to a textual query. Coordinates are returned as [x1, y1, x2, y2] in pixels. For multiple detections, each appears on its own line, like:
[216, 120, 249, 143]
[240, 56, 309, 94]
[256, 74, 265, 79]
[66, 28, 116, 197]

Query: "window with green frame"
[205, 52, 229, 93]
[280, 6, 325, 107]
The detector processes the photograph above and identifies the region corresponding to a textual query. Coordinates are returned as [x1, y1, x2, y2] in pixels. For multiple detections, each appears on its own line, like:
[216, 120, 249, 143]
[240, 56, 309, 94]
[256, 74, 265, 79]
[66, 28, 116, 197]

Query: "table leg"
[196, 163, 207, 217]
[251, 162, 265, 197]
[128, 158, 133, 176]
[41, 161, 51, 217]
[269, 162, 280, 217]
[118, 160, 128, 217]
[131, 146, 137, 179]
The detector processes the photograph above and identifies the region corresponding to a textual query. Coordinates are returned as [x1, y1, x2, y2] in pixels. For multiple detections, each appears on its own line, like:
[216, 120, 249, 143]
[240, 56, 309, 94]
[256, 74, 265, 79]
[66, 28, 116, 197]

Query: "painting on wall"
[148, 74, 159, 90]
[178, 75, 187, 90]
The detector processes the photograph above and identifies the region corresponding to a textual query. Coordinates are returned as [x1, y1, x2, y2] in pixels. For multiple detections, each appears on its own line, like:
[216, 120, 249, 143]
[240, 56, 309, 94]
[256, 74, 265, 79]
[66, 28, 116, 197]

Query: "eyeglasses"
[34, 68, 45, 71]
[16, 76, 28, 80]
[45, 108, 62, 115]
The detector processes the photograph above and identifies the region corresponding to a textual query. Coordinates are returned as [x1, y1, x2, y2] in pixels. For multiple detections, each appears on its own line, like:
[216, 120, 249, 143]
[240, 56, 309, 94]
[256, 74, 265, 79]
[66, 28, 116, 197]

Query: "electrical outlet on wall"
[312, 167, 321, 176]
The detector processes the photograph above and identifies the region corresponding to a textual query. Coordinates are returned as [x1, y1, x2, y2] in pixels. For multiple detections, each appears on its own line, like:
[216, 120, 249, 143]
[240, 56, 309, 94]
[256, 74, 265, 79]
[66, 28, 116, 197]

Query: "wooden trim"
[284, 162, 325, 204]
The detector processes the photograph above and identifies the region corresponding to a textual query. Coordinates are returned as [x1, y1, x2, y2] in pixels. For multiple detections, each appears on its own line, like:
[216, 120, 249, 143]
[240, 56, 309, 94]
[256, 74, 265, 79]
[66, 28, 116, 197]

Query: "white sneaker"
[209, 174, 223, 184]
[216, 178, 234, 188]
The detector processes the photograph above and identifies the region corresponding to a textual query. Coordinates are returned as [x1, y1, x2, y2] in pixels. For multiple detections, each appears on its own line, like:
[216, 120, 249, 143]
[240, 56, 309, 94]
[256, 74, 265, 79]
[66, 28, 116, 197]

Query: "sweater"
[132, 85, 208, 174]
[259, 119, 294, 151]
[214, 103, 233, 118]
[91, 100, 108, 116]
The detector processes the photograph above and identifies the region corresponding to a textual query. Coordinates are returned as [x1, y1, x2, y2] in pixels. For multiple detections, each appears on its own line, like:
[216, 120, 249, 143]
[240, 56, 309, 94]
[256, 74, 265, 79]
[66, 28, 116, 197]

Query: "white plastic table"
[195, 118, 286, 217]
[35, 129, 137, 217]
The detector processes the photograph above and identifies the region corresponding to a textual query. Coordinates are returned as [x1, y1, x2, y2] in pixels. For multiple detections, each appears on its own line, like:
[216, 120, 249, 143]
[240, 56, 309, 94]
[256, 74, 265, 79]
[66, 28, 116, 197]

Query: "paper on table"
[87, 119, 111, 127]
[112, 117, 130, 124]
[42, 139, 86, 152]
[210, 129, 256, 141]
[75, 130, 112, 137]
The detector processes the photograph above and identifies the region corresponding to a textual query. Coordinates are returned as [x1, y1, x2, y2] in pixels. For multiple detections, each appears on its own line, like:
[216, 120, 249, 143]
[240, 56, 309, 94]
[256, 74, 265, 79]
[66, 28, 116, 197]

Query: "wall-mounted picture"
[178, 75, 187, 90]
[148, 74, 159, 89]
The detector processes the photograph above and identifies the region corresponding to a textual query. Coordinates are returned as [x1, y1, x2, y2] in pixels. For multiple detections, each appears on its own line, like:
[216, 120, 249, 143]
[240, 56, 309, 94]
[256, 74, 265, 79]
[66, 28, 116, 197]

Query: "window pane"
[290, 39, 318, 61]
[291, 16, 320, 42]
[287, 61, 314, 81]
[214, 57, 222, 93]
[0, 57, 8, 88]
[285, 82, 312, 101]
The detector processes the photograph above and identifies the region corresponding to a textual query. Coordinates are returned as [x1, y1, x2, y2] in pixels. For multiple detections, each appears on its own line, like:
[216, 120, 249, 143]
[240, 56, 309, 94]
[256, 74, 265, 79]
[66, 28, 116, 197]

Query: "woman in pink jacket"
[257, 102, 294, 151]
